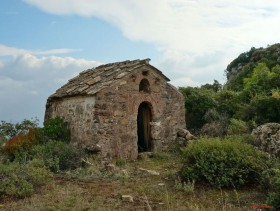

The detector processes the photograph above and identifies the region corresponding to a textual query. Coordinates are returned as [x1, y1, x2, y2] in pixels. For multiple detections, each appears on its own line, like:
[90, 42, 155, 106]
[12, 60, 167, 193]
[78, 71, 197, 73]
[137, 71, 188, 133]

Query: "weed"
[151, 152, 170, 160]
[175, 177, 195, 194]
[0, 161, 52, 198]
[116, 159, 126, 167]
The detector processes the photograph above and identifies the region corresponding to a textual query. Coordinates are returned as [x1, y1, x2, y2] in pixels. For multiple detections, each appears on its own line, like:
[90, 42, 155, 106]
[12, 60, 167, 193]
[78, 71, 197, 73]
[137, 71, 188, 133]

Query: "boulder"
[251, 123, 280, 157]
[177, 128, 189, 138]
[177, 128, 197, 140]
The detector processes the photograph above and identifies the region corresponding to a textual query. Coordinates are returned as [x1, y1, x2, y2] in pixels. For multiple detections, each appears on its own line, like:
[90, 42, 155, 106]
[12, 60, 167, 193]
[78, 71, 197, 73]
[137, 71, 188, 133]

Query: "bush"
[180, 137, 269, 188]
[266, 168, 280, 209]
[30, 140, 81, 172]
[43, 117, 70, 143]
[201, 109, 229, 137]
[227, 118, 249, 135]
[0, 161, 52, 198]
[200, 121, 227, 137]
[3, 128, 41, 156]
[225, 134, 255, 146]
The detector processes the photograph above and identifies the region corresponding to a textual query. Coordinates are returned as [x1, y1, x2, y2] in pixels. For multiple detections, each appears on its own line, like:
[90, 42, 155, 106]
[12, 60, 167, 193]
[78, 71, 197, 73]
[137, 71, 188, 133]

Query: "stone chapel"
[45, 59, 185, 159]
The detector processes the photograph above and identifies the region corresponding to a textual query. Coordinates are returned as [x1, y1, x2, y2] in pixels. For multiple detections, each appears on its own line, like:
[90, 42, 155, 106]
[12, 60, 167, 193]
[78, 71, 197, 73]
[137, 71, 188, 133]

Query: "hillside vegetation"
[180, 43, 280, 134]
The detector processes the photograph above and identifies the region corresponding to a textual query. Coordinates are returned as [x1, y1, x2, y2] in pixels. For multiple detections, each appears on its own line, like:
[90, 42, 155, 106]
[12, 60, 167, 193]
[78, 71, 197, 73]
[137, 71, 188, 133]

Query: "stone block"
[114, 110, 124, 117]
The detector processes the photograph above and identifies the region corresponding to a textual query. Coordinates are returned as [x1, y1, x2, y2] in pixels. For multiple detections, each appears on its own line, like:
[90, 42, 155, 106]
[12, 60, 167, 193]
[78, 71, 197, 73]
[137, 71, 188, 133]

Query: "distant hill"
[225, 43, 280, 91]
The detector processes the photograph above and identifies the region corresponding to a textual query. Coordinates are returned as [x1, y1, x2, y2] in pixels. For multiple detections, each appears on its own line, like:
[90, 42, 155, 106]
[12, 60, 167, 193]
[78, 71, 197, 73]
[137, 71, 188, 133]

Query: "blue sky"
[1, 0, 280, 124]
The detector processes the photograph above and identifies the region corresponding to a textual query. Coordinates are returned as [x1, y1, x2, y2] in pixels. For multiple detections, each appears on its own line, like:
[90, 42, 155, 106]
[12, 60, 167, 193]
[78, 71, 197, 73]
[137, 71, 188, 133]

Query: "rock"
[85, 144, 101, 154]
[177, 128, 189, 138]
[158, 183, 165, 186]
[177, 128, 197, 141]
[138, 152, 153, 159]
[252, 123, 280, 157]
[105, 163, 116, 171]
[121, 169, 129, 177]
[139, 167, 160, 176]
[185, 132, 197, 141]
[122, 195, 134, 202]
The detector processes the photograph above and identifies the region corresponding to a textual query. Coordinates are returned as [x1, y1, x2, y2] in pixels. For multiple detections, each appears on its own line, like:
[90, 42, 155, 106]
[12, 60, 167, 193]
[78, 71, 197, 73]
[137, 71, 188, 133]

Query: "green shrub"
[266, 168, 280, 209]
[30, 140, 81, 172]
[180, 137, 269, 188]
[225, 134, 255, 145]
[227, 118, 249, 135]
[43, 117, 70, 143]
[0, 161, 52, 198]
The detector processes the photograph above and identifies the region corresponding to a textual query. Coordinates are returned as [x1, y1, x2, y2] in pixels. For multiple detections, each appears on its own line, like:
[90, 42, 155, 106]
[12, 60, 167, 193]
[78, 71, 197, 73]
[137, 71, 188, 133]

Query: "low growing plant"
[30, 140, 82, 172]
[0, 160, 52, 198]
[180, 137, 269, 188]
[266, 168, 280, 210]
[174, 177, 195, 194]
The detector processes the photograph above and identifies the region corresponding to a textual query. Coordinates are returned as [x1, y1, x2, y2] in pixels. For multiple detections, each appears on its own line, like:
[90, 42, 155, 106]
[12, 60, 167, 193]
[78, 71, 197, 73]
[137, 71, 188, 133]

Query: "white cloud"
[22, 0, 280, 52]
[22, 0, 280, 87]
[0, 44, 80, 57]
[0, 45, 27, 56]
[0, 51, 100, 123]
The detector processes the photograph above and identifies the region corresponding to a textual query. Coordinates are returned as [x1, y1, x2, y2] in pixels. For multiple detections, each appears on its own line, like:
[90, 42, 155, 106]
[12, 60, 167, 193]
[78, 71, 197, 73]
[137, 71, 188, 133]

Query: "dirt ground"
[0, 152, 266, 211]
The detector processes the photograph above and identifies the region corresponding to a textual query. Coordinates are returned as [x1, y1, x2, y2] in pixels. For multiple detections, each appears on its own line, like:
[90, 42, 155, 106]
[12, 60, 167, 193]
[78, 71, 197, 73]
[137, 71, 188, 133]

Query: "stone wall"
[89, 66, 185, 159]
[45, 66, 186, 159]
[45, 96, 97, 147]
[161, 84, 186, 149]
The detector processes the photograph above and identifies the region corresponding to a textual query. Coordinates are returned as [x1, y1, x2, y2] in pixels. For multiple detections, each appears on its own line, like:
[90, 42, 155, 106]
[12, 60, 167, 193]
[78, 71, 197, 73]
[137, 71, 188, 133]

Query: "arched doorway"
[137, 102, 152, 152]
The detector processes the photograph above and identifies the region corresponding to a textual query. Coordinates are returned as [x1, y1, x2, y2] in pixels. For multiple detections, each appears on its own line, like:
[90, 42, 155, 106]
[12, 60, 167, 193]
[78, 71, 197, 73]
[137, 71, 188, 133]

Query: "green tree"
[248, 94, 280, 124]
[179, 87, 217, 131]
[243, 63, 272, 95]
[0, 118, 39, 140]
[201, 80, 222, 92]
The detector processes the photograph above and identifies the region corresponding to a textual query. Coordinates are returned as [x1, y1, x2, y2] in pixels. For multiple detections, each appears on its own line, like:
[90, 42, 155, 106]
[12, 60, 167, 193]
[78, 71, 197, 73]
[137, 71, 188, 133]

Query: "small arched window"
[139, 79, 151, 93]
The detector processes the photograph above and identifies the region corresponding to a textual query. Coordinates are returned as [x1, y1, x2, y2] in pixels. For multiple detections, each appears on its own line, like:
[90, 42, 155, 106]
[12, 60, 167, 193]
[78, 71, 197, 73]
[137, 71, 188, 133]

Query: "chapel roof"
[48, 58, 170, 100]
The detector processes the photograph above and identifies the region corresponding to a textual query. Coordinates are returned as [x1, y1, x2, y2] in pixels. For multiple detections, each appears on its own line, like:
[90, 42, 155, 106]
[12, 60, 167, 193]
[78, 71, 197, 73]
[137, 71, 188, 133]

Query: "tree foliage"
[179, 86, 217, 131]
[0, 118, 39, 141]
[180, 43, 280, 133]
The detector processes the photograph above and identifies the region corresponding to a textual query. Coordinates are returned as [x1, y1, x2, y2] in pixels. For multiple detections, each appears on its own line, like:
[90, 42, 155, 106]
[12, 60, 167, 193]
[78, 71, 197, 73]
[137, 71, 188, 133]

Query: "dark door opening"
[137, 102, 152, 152]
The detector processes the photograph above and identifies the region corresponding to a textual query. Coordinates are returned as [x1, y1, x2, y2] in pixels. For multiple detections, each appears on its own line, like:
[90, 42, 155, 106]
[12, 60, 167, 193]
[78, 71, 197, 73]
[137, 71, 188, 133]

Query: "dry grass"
[0, 152, 266, 211]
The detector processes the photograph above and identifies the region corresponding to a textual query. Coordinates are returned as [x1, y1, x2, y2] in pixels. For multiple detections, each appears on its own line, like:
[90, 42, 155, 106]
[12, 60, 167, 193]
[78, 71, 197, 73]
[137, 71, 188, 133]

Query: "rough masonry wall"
[45, 96, 97, 147]
[91, 66, 185, 159]
[91, 67, 164, 159]
[161, 84, 186, 150]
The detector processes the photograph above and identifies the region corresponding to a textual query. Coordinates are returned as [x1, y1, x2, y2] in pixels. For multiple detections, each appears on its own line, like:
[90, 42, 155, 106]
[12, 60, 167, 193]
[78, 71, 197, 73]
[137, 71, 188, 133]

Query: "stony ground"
[0, 152, 266, 211]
